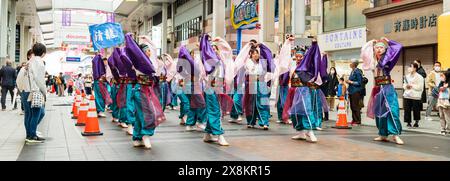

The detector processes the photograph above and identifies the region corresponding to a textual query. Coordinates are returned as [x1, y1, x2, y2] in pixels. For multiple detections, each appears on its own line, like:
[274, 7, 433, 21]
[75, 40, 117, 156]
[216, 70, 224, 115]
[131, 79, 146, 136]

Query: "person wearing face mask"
[362, 38, 404, 145]
[403, 63, 425, 128]
[425, 62, 442, 121]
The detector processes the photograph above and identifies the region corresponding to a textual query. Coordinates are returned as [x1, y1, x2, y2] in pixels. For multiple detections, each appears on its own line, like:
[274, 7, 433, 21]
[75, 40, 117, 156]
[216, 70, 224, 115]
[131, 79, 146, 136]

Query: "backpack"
[359, 68, 368, 97]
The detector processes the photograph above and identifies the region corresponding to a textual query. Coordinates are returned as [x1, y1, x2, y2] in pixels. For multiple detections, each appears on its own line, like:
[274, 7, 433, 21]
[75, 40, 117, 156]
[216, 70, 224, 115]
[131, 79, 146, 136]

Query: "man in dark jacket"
[414, 59, 427, 110]
[347, 61, 363, 125]
[0, 60, 18, 110]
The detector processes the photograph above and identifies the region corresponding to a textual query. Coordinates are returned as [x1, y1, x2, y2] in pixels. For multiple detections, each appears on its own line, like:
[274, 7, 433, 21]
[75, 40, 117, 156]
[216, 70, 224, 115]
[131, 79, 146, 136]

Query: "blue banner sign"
[89, 22, 124, 51]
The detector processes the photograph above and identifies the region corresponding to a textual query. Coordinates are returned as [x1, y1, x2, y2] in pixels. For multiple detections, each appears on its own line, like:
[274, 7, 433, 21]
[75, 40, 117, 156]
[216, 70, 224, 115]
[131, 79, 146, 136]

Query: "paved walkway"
[0, 94, 449, 161]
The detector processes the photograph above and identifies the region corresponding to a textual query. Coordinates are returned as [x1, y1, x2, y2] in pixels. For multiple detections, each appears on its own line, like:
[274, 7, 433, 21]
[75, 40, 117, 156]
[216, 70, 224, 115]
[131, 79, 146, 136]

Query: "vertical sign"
[62, 9, 71, 26]
[107, 12, 115, 23]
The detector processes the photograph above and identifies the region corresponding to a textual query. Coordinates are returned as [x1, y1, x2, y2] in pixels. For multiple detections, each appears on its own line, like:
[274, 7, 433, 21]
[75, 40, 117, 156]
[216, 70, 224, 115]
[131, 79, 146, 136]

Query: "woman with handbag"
[437, 72, 450, 136]
[16, 43, 47, 143]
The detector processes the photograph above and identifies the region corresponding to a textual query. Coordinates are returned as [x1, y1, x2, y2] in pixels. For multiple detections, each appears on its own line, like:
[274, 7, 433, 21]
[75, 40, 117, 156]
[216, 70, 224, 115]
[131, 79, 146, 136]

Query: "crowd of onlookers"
[44, 72, 93, 97]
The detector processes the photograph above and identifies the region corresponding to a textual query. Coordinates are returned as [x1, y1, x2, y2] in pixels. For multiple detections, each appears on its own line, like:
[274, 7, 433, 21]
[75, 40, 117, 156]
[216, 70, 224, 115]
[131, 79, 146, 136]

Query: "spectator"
[403, 63, 425, 128]
[337, 77, 347, 100]
[67, 77, 74, 96]
[75, 73, 84, 94]
[414, 59, 427, 110]
[436, 71, 450, 135]
[320, 74, 330, 123]
[0, 59, 18, 111]
[84, 75, 93, 95]
[326, 67, 339, 111]
[56, 72, 65, 97]
[16, 43, 47, 143]
[425, 62, 442, 121]
[347, 61, 363, 126]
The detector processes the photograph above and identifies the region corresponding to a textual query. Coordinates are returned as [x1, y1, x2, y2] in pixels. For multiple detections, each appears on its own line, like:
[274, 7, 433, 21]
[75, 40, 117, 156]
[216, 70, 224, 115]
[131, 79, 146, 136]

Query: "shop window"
[208, 0, 213, 15]
[323, 0, 370, 32]
[175, 16, 203, 42]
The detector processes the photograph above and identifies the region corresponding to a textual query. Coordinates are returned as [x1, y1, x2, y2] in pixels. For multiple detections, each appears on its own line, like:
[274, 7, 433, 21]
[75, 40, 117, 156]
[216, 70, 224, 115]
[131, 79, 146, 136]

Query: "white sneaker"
[120, 122, 129, 128]
[142, 136, 152, 149]
[218, 135, 229, 146]
[203, 134, 218, 142]
[287, 119, 292, 125]
[98, 113, 106, 118]
[127, 125, 134, 135]
[133, 140, 144, 147]
[392, 135, 404, 145]
[237, 116, 243, 121]
[316, 127, 323, 131]
[291, 131, 307, 140]
[305, 131, 318, 143]
[374, 136, 388, 142]
[196, 123, 206, 131]
[186, 126, 196, 131]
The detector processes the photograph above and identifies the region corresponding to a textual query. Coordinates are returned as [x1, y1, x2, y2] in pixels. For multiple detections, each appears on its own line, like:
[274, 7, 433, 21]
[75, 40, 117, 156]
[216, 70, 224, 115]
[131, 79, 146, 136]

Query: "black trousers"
[1, 86, 16, 109]
[349, 92, 362, 124]
[404, 98, 421, 124]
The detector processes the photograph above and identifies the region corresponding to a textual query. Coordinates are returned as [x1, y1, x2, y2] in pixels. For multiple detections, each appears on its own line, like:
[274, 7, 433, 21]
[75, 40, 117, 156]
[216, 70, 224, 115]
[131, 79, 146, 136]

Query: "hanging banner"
[231, 0, 259, 29]
[88, 22, 125, 51]
[62, 9, 71, 26]
[107, 12, 115, 23]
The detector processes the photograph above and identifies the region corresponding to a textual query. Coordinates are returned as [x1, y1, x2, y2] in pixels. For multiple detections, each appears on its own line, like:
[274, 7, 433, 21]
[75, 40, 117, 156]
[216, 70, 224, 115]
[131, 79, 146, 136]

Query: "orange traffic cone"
[82, 95, 104, 136]
[75, 102, 88, 126]
[71, 91, 82, 119]
[332, 96, 352, 129]
[71, 90, 81, 114]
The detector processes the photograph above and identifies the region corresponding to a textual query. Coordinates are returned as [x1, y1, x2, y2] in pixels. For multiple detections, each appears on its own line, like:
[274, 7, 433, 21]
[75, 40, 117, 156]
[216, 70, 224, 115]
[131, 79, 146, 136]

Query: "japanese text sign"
[89, 23, 124, 51]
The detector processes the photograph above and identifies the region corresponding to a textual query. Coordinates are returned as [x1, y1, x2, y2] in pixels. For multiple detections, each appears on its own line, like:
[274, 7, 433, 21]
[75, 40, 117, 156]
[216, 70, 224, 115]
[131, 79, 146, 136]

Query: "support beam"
[292, 0, 305, 37]
[162, 3, 168, 54]
[0, 0, 9, 63]
[212, 0, 225, 38]
[259, 0, 276, 50]
[9, 0, 16, 64]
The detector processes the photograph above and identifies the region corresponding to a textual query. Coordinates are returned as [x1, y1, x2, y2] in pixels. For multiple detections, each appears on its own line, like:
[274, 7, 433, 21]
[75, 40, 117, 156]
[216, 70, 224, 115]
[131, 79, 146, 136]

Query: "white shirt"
[403, 72, 425, 100]
[16, 56, 46, 94]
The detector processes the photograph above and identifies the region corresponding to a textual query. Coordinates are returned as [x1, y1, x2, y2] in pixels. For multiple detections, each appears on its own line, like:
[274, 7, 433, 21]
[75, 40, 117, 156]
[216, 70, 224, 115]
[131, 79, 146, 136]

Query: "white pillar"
[278, 0, 285, 37]
[212, 0, 225, 38]
[162, 3, 168, 54]
[292, 0, 305, 37]
[9, 0, 16, 64]
[259, 0, 276, 49]
[0, 0, 8, 64]
[445, 0, 450, 12]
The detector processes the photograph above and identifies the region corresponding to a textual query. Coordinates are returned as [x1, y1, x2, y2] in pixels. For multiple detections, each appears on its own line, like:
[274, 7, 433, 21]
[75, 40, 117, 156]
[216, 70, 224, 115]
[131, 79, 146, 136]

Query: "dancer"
[116, 47, 137, 135]
[177, 47, 207, 131]
[107, 53, 120, 123]
[362, 37, 404, 145]
[284, 40, 328, 143]
[92, 54, 112, 118]
[125, 33, 166, 149]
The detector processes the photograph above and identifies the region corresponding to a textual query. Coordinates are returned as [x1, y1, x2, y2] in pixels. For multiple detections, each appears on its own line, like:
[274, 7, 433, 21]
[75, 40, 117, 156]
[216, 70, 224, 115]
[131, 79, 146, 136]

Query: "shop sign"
[385, 14, 438, 34]
[231, 0, 259, 29]
[318, 27, 366, 52]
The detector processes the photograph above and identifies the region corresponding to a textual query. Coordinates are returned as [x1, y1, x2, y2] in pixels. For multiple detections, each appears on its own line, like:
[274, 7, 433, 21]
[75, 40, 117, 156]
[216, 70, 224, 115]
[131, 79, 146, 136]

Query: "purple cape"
[107, 55, 120, 80]
[200, 34, 220, 75]
[112, 48, 127, 77]
[92, 54, 106, 80]
[124, 33, 155, 75]
[377, 40, 402, 76]
[296, 42, 322, 83]
[258, 43, 274, 73]
[177, 46, 195, 77]
[119, 47, 137, 79]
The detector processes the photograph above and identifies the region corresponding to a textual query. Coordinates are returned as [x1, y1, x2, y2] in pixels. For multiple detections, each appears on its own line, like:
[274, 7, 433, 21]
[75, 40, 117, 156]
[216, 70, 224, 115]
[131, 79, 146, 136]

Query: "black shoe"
[407, 123, 412, 127]
[26, 137, 44, 143]
[413, 123, 419, 128]
[36, 136, 46, 141]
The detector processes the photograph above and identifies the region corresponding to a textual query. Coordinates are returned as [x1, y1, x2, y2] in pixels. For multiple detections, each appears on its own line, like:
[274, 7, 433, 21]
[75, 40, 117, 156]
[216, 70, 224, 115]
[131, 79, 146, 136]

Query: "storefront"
[363, 0, 443, 89]
[318, 27, 367, 78]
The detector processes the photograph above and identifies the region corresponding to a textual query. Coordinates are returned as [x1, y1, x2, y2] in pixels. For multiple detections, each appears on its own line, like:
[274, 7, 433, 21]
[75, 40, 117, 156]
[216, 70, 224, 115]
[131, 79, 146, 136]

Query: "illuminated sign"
[231, 0, 259, 29]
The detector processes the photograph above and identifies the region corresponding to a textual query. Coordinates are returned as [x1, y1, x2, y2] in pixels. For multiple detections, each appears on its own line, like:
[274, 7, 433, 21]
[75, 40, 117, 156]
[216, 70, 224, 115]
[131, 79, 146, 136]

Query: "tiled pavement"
[0, 94, 449, 161]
